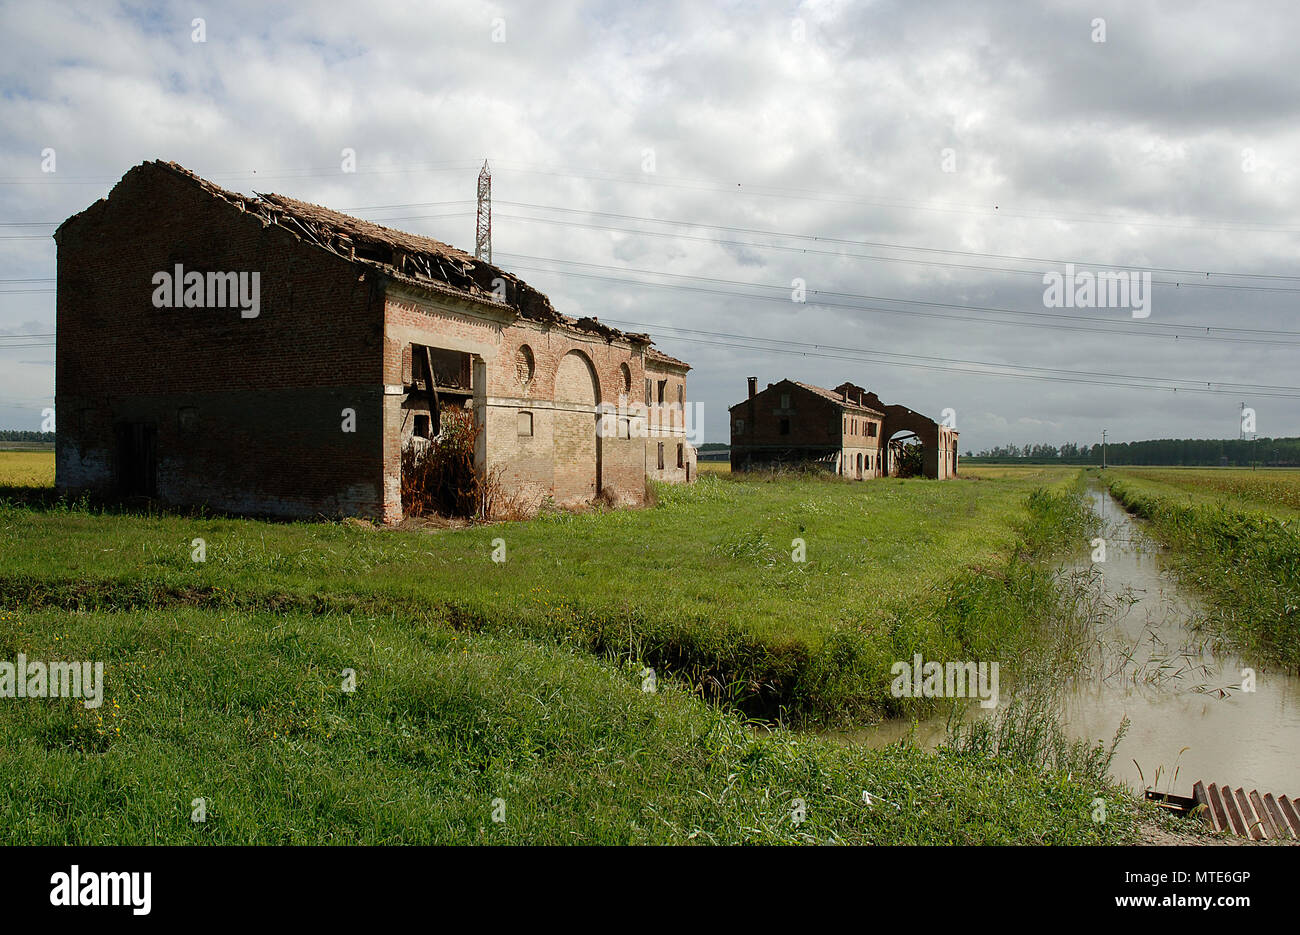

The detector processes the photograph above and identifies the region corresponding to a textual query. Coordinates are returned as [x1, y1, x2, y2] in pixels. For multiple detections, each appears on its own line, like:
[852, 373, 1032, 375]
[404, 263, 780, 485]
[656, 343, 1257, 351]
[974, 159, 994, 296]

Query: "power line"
[499, 252, 1300, 336]
[487, 212, 1300, 294]
[482, 159, 1300, 235]
[497, 254, 1300, 346]
[5, 155, 1300, 234]
[602, 322, 1300, 399]
[358, 198, 1300, 284]
[599, 319, 1300, 392]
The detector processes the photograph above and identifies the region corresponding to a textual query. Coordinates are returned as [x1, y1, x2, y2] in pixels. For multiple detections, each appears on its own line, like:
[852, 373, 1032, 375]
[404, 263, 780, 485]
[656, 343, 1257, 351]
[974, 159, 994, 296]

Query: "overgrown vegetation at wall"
[401, 407, 512, 520]
[892, 441, 924, 478]
[1104, 470, 1300, 668]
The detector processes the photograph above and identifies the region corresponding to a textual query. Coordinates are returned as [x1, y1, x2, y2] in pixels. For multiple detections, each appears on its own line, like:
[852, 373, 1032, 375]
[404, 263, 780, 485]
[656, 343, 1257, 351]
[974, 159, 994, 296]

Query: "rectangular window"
[677, 384, 684, 405]
[735, 419, 745, 435]
[780, 394, 791, 409]
[410, 344, 471, 391]
[868, 423, 877, 438]
[779, 417, 790, 435]
[414, 414, 431, 438]
[518, 411, 533, 437]
[428, 346, 472, 389]
[657, 380, 667, 404]
[676, 444, 684, 468]
[657, 442, 665, 470]
[645, 378, 652, 405]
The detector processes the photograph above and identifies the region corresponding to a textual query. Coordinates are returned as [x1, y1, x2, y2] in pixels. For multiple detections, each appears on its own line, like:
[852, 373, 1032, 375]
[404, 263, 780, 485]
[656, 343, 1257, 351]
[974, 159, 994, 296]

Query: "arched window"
[515, 344, 535, 387]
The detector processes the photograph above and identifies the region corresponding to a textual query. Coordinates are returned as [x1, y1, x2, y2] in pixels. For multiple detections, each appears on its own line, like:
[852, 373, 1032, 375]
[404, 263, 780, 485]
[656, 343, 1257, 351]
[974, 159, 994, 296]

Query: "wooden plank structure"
[1191, 781, 1300, 840]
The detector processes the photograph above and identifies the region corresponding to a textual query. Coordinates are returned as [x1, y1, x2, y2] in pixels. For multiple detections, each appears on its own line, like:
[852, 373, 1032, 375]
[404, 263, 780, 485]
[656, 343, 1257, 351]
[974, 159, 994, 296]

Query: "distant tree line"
[0, 430, 54, 442]
[966, 437, 1300, 467]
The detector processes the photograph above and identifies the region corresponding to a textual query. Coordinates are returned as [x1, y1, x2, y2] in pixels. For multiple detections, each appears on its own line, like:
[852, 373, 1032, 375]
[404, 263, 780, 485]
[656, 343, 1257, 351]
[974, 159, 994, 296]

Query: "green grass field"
[1, 457, 1091, 722]
[0, 454, 1154, 844]
[0, 602, 1136, 844]
[1102, 467, 1300, 667]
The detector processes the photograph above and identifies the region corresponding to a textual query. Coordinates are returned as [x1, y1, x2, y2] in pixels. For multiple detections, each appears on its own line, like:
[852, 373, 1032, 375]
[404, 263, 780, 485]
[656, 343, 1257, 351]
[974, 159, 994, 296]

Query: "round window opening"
[515, 345, 535, 386]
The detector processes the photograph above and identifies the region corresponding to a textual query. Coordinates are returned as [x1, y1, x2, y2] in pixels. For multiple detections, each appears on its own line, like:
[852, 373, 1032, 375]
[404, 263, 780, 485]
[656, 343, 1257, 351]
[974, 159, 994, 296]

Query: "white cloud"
[0, 0, 1295, 445]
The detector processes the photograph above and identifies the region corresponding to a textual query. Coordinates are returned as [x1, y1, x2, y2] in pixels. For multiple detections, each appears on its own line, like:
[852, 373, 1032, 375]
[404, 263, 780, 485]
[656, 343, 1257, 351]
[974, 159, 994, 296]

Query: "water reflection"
[830, 484, 1300, 796]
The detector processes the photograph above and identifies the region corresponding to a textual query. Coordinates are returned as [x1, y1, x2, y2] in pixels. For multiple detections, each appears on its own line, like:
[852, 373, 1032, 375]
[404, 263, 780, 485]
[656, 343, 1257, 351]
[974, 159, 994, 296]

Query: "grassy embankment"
[0, 601, 1134, 844]
[1101, 467, 1300, 668]
[0, 456, 1142, 844]
[5, 461, 1090, 724]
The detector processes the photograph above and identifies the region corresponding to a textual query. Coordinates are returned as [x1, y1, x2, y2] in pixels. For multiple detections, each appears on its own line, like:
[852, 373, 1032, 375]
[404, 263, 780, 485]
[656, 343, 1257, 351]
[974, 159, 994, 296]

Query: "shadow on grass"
[0, 484, 347, 526]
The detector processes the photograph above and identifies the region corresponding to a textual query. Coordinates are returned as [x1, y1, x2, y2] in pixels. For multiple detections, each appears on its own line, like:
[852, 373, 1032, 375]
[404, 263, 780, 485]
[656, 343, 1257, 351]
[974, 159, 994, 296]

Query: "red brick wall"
[731, 382, 841, 450]
[54, 162, 687, 524]
[55, 162, 386, 519]
[382, 293, 652, 515]
[730, 380, 883, 477]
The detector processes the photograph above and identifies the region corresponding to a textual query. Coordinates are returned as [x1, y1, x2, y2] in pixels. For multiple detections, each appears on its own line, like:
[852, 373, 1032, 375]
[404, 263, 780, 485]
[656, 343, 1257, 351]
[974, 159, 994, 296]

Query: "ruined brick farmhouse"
[54, 161, 694, 523]
[729, 378, 958, 479]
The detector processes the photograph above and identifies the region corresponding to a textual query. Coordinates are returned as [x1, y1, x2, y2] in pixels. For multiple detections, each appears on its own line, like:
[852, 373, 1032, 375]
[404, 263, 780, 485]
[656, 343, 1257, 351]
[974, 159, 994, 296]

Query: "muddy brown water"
[831, 484, 1300, 797]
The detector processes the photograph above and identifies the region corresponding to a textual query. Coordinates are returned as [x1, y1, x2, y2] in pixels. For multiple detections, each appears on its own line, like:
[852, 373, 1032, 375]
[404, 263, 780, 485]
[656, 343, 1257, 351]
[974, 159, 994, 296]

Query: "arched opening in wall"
[884, 431, 924, 478]
[515, 344, 535, 390]
[619, 362, 632, 398]
[553, 350, 600, 502]
[952, 440, 959, 476]
[856, 452, 863, 478]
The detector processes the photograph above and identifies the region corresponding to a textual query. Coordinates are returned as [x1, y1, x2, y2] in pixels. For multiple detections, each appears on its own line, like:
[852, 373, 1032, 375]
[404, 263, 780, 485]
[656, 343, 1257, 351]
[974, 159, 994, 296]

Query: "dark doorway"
[116, 423, 157, 497]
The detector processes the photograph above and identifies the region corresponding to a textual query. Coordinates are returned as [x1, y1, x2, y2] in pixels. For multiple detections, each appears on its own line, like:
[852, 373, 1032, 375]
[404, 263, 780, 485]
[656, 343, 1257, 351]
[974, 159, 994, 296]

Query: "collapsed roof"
[59, 160, 657, 347]
[645, 346, 691, 370]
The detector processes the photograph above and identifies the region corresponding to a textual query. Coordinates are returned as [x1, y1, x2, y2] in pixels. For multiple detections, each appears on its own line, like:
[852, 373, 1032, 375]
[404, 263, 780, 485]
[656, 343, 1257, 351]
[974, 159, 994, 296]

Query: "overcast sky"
[2, 0, 1297, 448]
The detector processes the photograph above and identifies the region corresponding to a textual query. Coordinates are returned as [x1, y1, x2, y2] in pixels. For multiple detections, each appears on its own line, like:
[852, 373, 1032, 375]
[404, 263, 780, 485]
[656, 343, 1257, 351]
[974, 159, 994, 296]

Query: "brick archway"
[553, 349, 600, 502]
[880, 415, 938, 477]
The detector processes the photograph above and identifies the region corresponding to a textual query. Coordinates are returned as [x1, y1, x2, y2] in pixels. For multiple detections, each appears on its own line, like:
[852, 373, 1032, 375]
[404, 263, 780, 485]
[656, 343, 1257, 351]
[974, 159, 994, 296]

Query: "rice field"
[1103, 466, 1300, 519]
[0, 451, 55, 488]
